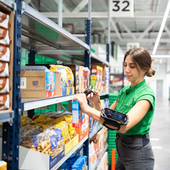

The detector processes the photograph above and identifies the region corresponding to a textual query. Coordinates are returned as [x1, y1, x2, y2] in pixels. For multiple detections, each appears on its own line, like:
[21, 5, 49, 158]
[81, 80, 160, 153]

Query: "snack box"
[65, 134, 79, 155]
[19, 146, 65, 170]
[55, 72, 74, 96]
[20, 66, 55, 98]
[75, 114, 89, 141]
[65, 64, 83, 93]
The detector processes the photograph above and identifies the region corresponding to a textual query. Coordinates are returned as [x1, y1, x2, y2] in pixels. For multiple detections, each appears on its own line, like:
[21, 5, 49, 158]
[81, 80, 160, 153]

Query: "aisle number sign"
[110, 0, 134, 17]
[127, 42, 140, 50]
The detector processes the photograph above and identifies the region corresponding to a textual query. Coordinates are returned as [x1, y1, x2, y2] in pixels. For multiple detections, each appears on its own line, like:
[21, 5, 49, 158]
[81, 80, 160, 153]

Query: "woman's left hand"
[73, 93, 91, 113]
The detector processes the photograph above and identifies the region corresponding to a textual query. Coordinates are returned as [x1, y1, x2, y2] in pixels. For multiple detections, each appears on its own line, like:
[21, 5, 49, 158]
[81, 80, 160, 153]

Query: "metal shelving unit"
[1, 0, 13, 8]
[0, 111, 14, 124]
[91, 52, 110, 66]
[22, 2, 90, 51]
[0, 1, 110, 169]
[21, 95, 75, 111]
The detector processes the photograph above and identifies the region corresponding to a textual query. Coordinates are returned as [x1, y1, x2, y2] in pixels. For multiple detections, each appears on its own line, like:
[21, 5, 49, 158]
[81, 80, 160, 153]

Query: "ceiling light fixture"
[152, 0, 170, 55]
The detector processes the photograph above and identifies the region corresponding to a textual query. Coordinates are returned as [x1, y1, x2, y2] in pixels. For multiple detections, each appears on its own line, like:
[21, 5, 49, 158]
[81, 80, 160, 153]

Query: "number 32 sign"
[110, 0, 134, 17]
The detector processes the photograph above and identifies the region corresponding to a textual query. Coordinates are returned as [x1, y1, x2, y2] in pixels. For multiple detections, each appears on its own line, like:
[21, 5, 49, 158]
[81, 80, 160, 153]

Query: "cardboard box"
[20, 67, 55, 98]
[0, 2, 14, 112]
[75, 114, 89, 141]
[19, 146, 65, 170]
[65, 134, 79, 155]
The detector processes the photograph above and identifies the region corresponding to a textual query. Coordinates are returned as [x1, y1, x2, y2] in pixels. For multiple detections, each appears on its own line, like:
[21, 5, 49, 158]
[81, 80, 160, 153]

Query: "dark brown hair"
[124, 47, 155, 77]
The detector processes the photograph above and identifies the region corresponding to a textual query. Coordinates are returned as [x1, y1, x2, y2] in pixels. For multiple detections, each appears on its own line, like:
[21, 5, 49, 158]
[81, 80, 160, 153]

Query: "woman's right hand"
[86, 90, 101, 108]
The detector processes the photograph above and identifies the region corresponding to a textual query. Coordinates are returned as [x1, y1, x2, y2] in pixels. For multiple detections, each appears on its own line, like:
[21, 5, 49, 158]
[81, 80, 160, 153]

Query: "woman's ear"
[142, 70, 147, 76]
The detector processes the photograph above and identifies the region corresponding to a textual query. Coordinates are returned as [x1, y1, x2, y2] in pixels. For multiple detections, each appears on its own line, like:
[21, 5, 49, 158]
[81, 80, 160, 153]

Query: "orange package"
[0, 27, 10, 45]
[0, 11, 9, 29]
[0, 94, 9, 110]
[0, 46, 10, 62]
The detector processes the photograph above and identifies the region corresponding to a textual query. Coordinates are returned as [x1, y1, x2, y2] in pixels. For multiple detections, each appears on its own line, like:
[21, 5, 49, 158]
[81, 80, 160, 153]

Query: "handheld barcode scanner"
[84, 85, 128, 130]
[84, 85, 95, 96]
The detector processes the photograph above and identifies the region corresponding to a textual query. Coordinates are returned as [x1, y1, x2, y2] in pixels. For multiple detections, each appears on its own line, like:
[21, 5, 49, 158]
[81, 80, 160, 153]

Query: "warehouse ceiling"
[23, 0, 170, 56]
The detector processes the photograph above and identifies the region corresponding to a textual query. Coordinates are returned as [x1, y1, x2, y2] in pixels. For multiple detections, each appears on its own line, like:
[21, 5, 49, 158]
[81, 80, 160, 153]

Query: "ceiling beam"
[164, 25, 170, 37]
[72, 0, 88, 13]
[138, 20, 158, 39]
[54, 0, 70, 12]
[119, 21, 137, 39]
[110, 20, 122, 40]
[41, 12, 170, 19]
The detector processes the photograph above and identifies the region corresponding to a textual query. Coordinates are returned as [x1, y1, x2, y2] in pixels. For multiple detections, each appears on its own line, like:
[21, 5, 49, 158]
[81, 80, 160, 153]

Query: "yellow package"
[32, 114, 46, 124]
[21, 116, 32, 127]
[68, 123, 76, 139]
[50, 65, 74, 87]
[51, 116, 65, 124]
[53, 121, 70, 143]
[64, 115, 72, 124]
[0, 161, 7, 170]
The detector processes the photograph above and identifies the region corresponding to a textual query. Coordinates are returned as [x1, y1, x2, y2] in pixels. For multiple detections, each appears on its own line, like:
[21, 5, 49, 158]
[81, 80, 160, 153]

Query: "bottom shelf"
[19, 135, 88, 170]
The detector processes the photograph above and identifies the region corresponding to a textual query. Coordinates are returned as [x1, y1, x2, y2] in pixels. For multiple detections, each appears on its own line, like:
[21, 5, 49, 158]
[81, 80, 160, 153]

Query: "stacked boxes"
[0, 3, 14, 111]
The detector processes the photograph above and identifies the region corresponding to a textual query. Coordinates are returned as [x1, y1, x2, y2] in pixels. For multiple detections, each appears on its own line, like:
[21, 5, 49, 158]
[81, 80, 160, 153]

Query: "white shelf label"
[20, 77, 26, 89]
[110, 0, 134, 17]
[127, 42, 140, 50]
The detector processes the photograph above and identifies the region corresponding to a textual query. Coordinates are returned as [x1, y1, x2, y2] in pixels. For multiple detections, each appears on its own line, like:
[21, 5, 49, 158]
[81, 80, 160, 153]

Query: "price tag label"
[110, 0, 134, 17]
[127, 42, 140, 50]
[20, 77, 26, 89]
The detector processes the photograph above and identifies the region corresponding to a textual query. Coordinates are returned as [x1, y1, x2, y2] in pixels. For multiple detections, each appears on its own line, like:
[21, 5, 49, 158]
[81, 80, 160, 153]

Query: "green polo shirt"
[115, 80, 155, 135]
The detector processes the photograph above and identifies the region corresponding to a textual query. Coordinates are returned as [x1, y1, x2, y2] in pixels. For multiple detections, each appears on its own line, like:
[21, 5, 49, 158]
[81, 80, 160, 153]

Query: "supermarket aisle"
[150, 97, 170, 170]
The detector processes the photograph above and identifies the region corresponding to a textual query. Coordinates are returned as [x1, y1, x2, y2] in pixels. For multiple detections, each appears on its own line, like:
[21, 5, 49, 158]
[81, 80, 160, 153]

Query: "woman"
[73, 47, 155, 170]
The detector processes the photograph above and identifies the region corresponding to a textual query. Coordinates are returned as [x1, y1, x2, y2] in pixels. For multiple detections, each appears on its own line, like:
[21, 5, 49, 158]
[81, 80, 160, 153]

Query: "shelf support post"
[84, 0, 92, 165]
[84, 19, 91, 69]
[26, 50, 36, 118]
[2, 0, 22, 169]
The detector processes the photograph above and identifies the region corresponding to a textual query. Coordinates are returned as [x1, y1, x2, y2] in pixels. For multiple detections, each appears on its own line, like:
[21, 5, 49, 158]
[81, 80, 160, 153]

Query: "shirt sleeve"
[136, 94, 155, 111]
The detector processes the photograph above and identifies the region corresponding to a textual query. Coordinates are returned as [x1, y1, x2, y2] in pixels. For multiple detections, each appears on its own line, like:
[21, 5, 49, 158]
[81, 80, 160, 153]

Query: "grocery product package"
[0, 94, 9, 110]
[0, 62, 8, 77]
[91, 65, 103, 92]
[0, 11, 9, 29]
[20, 125, 64, 159]
[0, 78, 9, 93]
[0, 3, 14, 112]
[50, 65, 74, 87]
[83, 67, 90, 92]
[0, 46, 10, 62]
[0, 27, 10, 45]
[0, 160, 7, 170]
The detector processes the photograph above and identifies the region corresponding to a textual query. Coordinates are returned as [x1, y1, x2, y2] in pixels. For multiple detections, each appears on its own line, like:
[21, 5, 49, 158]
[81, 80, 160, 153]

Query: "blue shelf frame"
[0, 1, 110, 169]
[2, 0, 22, 169]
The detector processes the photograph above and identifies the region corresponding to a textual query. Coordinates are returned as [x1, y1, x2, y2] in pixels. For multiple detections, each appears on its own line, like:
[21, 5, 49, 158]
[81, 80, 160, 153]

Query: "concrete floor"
[150, 97, 170, 170]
